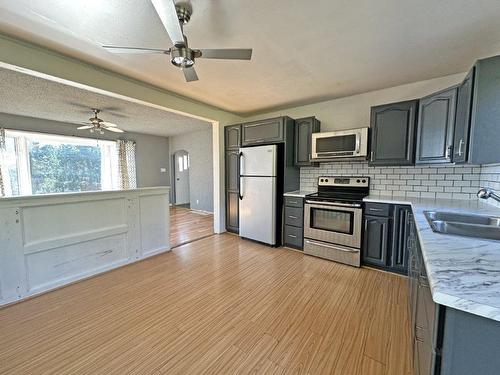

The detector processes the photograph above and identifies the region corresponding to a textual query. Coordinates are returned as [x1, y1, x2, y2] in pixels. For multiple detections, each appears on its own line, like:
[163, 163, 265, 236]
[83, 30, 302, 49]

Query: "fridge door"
[239, 176, 276, 245]
[239, 145, 277, 177]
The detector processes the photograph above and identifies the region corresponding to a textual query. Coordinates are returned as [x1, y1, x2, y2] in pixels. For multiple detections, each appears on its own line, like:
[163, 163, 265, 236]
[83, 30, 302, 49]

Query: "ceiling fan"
[77, 109, 125, 134]
[102, 0, 253, 82]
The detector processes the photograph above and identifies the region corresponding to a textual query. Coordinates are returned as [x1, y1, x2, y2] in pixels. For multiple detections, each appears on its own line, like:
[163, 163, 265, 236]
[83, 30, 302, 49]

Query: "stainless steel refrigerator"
[239, 144, 277, 245]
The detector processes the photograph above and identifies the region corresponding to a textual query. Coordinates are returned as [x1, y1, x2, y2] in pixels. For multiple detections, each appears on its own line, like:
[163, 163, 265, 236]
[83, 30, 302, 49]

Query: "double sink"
[424, 210, 500, 241]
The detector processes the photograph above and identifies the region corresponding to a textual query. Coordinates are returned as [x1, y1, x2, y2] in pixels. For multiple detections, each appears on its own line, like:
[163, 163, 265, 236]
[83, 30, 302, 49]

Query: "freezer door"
[239, 176, 276, 245]
[239, 145, 277, 177]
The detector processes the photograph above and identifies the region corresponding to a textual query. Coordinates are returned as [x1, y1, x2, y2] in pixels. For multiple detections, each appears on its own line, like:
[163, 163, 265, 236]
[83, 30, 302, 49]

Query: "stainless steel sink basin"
[424, 210, 500, 241]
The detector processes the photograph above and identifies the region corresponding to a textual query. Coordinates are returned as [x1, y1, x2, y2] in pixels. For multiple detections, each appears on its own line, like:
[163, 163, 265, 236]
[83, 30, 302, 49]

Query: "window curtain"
[116, 140, 137, 189]
[0, 128, 5, 197]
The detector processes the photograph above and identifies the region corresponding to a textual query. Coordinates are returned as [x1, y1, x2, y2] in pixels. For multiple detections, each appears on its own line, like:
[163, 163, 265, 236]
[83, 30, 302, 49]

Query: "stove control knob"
[320, 178, 324, 182]
[362, 179, 366, 183]
[325, 179, 329, 182]
[356, 179, 360, 183]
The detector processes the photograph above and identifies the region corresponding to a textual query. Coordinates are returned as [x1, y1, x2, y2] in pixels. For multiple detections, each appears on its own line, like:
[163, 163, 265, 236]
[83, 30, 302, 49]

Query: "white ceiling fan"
[77, 109, 124, 134]
[102, 0, 253, 82]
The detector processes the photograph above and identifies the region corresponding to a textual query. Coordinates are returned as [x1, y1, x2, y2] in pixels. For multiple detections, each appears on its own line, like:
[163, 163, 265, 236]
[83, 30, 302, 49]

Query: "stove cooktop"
[306, 176, 370, 204]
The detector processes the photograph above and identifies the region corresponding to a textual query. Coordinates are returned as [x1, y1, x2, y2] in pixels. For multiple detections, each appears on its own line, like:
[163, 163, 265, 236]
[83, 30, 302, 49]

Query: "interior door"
[174, 150, 190, 205]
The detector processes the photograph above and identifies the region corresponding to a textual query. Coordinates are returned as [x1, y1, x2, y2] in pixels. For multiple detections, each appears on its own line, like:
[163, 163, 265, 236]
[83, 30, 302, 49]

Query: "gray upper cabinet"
[241, 118, 284, 146]
[225, 124, 241, 150]
[294, 117, 320, 167]
[452, 68, 474, 164]
[369, 100, 418, 166]
[416, 87, 457, 164]
[454, 54, 500, 165]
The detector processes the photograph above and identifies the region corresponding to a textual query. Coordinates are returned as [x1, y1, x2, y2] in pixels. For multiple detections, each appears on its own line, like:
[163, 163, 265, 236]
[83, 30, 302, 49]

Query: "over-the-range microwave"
[311, 127, 369, 161]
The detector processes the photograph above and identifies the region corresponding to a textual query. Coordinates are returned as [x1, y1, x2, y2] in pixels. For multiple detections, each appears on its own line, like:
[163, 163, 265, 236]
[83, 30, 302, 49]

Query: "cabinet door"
[452, 68, 474, 163]
[225, 151, 240, 191]
[226, 191, 239, 233]
[294, 117, 320, 166]
[369, 100, 418, 166]
[362, 215, 390, 267]
[241, 118, 284, 146]
[390, 205, 411, 274]
[416, 87, 457, 164]
[225, 125, 241, 150]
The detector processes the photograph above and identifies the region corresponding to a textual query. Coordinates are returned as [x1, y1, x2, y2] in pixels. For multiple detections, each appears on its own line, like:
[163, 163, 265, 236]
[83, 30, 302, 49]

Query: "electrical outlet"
[160, 168, 166, 173]
[196, 199, 199, 204]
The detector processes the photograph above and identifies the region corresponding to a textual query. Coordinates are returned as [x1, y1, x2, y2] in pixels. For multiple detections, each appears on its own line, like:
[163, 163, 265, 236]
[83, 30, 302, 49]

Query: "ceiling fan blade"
[182, 66, 198, 82]
[100, 121, 118, 127]
[102, 46, 170, 54]
[197, 48, 252, 60]
[77, 125, 94, 130]
[104, 126, 125, 133]
[151, 0, 185, 46]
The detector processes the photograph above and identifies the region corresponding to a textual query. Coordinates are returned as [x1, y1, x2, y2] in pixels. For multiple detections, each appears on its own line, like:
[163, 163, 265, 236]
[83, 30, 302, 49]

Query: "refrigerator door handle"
[239, 177, 244, 200]
[238, 151, 244, 176]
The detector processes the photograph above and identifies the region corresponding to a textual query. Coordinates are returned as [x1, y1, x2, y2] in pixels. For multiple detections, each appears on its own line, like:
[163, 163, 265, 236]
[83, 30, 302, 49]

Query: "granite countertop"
[364, 195, 500, 322]
[283, 190, 316, 198]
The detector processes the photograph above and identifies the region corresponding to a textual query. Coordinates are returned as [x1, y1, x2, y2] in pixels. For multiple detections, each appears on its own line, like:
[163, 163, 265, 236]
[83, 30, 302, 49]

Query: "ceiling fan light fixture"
[170, 47, 194, 68]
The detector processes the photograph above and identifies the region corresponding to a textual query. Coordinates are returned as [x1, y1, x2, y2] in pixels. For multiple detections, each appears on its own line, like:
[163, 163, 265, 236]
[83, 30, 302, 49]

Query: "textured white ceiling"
[0, 67, 211, 137]
[1, 1, 500, 114]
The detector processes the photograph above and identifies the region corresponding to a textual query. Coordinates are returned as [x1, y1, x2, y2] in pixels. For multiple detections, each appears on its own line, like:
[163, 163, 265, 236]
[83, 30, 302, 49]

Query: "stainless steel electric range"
[304, 176, 370, 267]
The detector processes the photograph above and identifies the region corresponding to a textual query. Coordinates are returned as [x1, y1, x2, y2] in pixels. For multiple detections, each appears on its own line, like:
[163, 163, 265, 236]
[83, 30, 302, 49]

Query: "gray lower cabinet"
[408, 208, 500, 375]
[369, 100, 419, 166]
[294, 117, 320, 167]
[283, 197, 304, 250]
[362, 215, 390, 267]
[226, 191, 239, 233]
[416, 86, 457, 164]
[363, 203, 410, 275]
[241, 117, 285, 146]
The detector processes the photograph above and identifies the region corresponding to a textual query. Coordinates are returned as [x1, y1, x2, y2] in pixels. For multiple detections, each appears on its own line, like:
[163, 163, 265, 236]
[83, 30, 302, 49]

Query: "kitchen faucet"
[477, 188, 500, 203]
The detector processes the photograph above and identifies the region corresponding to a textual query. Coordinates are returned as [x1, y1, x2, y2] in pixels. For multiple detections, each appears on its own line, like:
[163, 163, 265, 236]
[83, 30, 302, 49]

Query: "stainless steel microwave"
[311, 127, 369, 160]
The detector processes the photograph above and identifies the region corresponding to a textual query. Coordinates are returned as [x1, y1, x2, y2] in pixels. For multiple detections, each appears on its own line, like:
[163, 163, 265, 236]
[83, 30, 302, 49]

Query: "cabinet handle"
[370, 151, 374, 162]
[368, 208, 384, 212]
[288, 200, 298, 204]
[288, 215, 298, 219]
[458, 139, 464, 156]
[288, 234, 297, 238]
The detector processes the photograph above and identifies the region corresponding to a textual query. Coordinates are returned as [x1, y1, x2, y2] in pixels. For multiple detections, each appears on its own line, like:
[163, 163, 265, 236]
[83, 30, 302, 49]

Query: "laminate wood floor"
[170, 205, 214, 248]
[0, 234, 411, 375]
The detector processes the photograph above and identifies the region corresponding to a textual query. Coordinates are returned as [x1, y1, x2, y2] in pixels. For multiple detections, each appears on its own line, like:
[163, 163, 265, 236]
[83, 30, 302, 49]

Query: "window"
[0, 130, 120, 197]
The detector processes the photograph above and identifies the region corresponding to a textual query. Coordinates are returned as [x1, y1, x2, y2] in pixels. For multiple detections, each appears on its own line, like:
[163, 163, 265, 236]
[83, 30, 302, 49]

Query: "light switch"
[160, 168, 167, 173]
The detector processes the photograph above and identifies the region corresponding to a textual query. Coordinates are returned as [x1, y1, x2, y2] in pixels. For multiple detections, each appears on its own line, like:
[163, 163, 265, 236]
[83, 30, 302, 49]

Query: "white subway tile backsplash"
[300, 162, 482, 200]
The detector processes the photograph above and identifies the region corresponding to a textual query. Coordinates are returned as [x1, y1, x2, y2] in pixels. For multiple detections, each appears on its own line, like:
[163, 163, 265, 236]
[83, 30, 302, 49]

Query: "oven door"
[304, 201, 362, 248]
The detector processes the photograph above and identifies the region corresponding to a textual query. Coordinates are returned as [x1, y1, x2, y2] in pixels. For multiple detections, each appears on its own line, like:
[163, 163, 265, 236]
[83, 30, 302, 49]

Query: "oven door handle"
[305, 240, 359, 253]
[305, 200, 361, 208]
[355, 132, 360, 153]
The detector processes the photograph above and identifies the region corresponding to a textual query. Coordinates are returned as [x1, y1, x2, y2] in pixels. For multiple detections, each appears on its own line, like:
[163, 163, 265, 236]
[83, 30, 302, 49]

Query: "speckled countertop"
[283, 190, 316, 198]
[365, 195, 500, 322]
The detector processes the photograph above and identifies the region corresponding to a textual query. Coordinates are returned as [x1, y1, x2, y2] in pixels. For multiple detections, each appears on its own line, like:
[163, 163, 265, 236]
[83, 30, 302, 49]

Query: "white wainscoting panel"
[0, 187, 170, 306]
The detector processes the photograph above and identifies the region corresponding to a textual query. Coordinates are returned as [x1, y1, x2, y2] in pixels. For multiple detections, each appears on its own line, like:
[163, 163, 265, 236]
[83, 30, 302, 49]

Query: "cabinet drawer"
[365, 202, 391, 217]
[285, 207, 303, 227]
[284, 225, 303, 249]
[284, 196, 303, 208]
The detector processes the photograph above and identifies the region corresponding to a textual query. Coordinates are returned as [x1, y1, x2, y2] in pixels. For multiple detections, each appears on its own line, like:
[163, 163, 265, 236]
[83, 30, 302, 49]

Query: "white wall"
[243, 73, 466, 131]
[169, 127, 214, 212]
